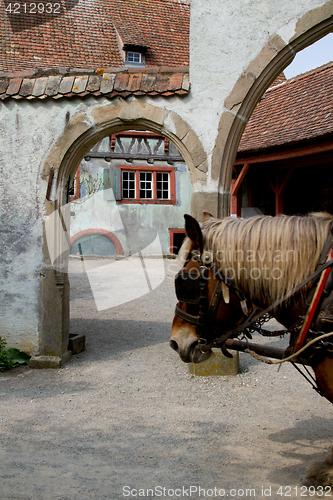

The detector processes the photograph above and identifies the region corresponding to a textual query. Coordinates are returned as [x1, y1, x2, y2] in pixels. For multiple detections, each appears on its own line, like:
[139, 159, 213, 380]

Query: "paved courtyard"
[1, 257, 333, 499]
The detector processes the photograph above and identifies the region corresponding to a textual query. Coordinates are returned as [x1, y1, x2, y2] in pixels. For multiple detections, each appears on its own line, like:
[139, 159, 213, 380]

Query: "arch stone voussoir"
[293, 1, 333, 41]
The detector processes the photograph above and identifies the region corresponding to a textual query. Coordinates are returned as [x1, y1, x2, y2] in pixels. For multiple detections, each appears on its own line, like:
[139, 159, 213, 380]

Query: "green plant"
[0, 337, 30, 371]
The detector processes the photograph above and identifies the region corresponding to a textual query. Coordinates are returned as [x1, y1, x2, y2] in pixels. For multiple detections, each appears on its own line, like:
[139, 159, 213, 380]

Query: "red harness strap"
[293, 249, 333, 353]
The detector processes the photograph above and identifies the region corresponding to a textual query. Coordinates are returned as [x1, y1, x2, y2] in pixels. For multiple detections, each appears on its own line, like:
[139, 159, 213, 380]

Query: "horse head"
[170, 213, 249, 363]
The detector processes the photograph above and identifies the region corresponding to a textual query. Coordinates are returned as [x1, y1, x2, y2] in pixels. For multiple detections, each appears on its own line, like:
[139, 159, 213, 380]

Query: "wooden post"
[275, 170, 284, 214]
[230, 179, 238, 215]
[230, 163, 250, 216]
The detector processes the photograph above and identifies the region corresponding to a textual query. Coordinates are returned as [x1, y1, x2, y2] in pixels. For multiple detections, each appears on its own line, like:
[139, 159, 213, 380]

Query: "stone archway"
[212, 8, 333, 217]
[33, 99, 206, 367]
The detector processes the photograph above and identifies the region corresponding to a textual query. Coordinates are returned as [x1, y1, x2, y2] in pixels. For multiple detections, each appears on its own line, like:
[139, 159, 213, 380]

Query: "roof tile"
[175, 89, 188, 95]
[141, 73, 156, 93]
[168, 73, 183, 91]
[45, 75, 62, 96]
[127, 73, 142, 92]
[32, 77, 48, 97]
[0, 78, 9, 94]
[86, 75, 102, 92]
[114, 73, 130, 92]
[59, 76, 75, 94]
[72, 76, 88, 94]
[154, 74, 171, 93]
[100, 74, 116, 94]
[7, 78, 22, 96]
[182, 73, 190, 91]
[20, 78, 35, 97]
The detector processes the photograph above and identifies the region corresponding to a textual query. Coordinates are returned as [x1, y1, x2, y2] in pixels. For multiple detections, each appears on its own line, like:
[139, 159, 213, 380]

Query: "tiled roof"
[238, 62, 333, 153]
[1, 0, 190, 73]
[112, 0, 190, 67]
[0, 68, 189, 100]
[269, 73, 287, 88]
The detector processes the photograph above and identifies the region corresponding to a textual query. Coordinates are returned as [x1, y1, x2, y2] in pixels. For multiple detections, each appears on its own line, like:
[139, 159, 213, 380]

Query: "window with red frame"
[119, 166, 176, 204]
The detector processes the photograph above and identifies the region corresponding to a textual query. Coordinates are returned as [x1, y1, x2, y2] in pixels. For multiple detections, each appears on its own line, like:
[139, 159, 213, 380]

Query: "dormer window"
[123, 43, 147, 67]
[126, 51, 142, 64]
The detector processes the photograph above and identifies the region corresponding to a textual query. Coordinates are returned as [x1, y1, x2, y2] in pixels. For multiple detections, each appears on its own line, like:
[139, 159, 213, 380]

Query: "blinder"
[175, 270, 202, 304]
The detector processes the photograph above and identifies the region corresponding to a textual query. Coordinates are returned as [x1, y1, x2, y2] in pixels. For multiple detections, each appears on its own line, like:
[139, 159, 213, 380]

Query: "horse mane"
[180, 212, 333, 308]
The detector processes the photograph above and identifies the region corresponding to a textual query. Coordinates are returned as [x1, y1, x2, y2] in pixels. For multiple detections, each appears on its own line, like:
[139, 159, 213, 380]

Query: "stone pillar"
[191, 191, 219, 221]
[30, 268, 71, 369]
[191, 191, 231, 221]
[218, 191, 231, 219]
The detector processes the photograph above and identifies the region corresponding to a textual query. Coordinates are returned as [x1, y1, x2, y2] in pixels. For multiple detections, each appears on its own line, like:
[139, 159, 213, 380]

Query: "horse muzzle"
[170, 338, 212, 363]
[169, 322, 212, 363]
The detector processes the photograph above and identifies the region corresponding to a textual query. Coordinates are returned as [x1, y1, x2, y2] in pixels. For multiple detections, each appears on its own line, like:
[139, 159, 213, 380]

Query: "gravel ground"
[1, 257, 333, 500]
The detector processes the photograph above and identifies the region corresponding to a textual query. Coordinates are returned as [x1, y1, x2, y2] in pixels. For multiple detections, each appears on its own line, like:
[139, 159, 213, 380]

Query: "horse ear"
[184, 214, 203, 253]
[203, 212, 215, 222]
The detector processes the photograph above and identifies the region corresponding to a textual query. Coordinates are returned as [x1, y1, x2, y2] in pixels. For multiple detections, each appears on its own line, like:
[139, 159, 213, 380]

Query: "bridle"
[175, 251, 252, 357]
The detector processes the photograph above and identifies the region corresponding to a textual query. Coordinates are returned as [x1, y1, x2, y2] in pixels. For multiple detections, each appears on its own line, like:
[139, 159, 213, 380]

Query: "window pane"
[115, 137, 132, 154]
[71, 235, 116, 256]
[122, 171, 136, 198]
[121, 169, 172, 201]
[139, 172, 152, 199]
[127, 52, 141, 63]
[139, 139, 150, 154]
[146, 138, 164, 155]
[156, 172, 169, 199]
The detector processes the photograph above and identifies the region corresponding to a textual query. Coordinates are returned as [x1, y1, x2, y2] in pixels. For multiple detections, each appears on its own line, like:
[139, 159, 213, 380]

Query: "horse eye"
[203, 251, 213, 264]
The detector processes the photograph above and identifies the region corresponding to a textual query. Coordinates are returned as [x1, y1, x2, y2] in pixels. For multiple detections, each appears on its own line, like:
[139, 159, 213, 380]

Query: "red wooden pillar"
[230, 178, 238, 215]
[230, 163, 250, 217]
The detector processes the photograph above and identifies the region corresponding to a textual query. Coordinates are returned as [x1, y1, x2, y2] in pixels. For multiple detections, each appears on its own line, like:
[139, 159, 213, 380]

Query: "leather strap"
[200, 257, 333, 352]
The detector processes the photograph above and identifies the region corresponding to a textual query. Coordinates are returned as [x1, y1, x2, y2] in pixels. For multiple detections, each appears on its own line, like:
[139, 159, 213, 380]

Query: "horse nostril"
[170, 340, 178, 352]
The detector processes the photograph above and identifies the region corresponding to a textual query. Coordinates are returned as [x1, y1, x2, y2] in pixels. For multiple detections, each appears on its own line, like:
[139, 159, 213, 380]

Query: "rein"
[200, 256, 333, 353]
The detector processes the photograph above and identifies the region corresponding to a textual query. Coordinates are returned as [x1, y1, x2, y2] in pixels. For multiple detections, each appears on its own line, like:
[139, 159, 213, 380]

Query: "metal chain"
[243, 313, 295, 338]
